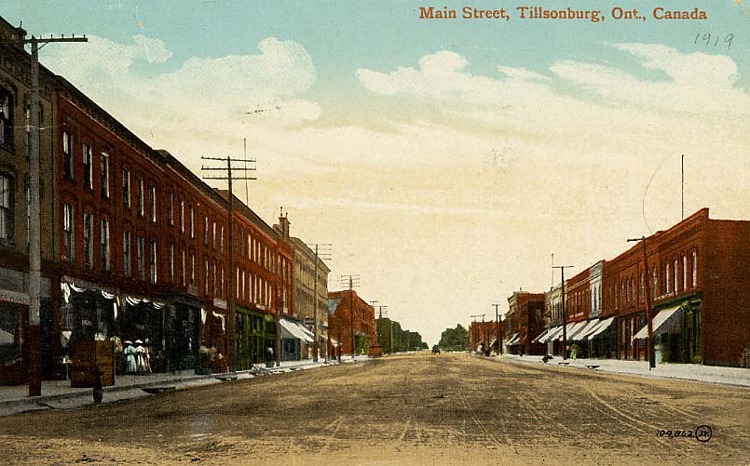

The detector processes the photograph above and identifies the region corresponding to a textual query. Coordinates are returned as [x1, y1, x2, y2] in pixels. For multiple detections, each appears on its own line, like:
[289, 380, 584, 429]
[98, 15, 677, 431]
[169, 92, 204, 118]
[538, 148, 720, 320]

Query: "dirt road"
[1, 352, 748, 465]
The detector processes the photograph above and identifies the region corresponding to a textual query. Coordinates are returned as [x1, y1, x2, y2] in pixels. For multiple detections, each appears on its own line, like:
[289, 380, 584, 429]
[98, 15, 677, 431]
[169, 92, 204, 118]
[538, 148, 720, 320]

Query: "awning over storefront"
[571, 320, 600, 341]
[532, 329, 549, 344]
[566, 321, 589, 340]
[538, 326, 561, 343]
[505, 332, 519, 345]
[584, 317, 615, 340]
[280, 319, 314, 342]
[633, 306, 684, 340]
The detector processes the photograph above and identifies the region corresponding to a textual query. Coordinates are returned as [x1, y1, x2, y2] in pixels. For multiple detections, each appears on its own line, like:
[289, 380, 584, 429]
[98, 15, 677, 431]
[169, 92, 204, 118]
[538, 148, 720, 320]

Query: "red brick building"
[327, 290, 376, 358]
[505, 291, 545, 355]
[469, 319, 502, 354]
[0, 13, 305, 384]
[603, 208, 750, 366]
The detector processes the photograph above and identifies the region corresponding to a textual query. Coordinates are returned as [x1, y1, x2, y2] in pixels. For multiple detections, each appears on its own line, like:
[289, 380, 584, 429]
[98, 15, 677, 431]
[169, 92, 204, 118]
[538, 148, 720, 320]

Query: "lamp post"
[628, 236, 655, 369]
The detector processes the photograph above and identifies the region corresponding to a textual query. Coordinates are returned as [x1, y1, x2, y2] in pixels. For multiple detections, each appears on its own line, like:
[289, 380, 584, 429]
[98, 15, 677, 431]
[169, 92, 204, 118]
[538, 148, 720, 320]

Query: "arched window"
[0, 87, 13, 150]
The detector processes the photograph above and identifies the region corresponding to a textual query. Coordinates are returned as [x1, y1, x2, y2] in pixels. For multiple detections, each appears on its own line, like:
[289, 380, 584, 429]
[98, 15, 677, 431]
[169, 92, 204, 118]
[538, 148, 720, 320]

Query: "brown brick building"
[505, 291, 545, 355]
[327, 290, 376, 358]
[603, 208, 750, 366]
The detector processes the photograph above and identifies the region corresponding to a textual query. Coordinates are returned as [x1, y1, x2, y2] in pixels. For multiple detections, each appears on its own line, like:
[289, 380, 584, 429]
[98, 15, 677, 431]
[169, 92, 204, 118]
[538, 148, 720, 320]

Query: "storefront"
[235, 307, 276, 370]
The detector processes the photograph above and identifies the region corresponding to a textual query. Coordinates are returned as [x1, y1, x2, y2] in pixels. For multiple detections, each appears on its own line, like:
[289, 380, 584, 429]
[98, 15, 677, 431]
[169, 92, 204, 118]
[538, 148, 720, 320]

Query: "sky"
[4, 1, 749, 345]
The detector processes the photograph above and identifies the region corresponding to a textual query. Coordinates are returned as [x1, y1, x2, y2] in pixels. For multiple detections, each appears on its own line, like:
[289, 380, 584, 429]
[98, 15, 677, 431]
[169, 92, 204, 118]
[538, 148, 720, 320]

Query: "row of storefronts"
[503, 208, 750, 367]
[0, 16, 330, 388]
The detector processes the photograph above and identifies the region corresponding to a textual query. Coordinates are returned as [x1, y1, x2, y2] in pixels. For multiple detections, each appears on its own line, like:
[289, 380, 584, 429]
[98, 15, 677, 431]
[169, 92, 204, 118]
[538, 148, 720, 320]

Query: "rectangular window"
[692, 251, 698, 287]
[0, 89, 13, 149]
[169, 244, 175, 283]
[190, 208, 195, 239]
[136, 177, 144, 216]
[0, 174, 11, 240]
[122, 230, 131, 277]
[150, 240, 157, 284]
[212, 222, 216, 249]
[204, 216, 208, 244]
[180, 201, 185, 233]
[149, 186, 157, 223]
[122, 169, 131, 208]
[82, 144, 93, 190]
[100, 153, 110, 199]
[204, 258, 209, 294]
[212, 263, 217, 297]
[220, 227, 224, 255]
[136, 236, 146, 281]
[100, 218, 110, 272]
[168, 193, 174, 225]
[83, 212, 93, 267]
[673, 259, 679, 293]
[191, 253, 195, 284]
[63, 132, 73, 179]
[683, 256, 688, 291]
[60, 202, 76, 262]
[181, 249, 186, 286]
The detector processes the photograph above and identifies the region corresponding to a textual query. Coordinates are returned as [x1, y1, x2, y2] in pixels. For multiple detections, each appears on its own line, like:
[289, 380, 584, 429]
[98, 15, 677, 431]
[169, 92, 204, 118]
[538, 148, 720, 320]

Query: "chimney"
[277, 207, 290, 240]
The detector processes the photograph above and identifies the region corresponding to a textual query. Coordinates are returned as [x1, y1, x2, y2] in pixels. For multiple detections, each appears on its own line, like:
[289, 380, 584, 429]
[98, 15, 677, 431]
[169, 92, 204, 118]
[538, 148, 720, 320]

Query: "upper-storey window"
[168, 192, 174, 226]
[100, 153, 110, 199]
[149, 186, 157, 223]
[692, 251, 698, 288]
[63, 203, 74, 261]
[82, 144, 93, 190]
[0, 88, 13, 150]
[0, 174, 12, 241]
[122, 169, 131, 208]
[136, 177, 144, 217]
[63, 132, 74, 180]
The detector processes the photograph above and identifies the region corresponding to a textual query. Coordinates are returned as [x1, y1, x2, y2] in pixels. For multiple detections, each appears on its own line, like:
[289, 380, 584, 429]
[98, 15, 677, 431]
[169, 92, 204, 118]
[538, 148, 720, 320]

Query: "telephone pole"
[201, 154, 256, 372]
[340, 274, 360, 358]
[492, 303, 502, 355]
[552, 264, 574, 360]
[25, 32, 88, 397]
[307, 243, 331, 362]
[628, 236, 656, 369]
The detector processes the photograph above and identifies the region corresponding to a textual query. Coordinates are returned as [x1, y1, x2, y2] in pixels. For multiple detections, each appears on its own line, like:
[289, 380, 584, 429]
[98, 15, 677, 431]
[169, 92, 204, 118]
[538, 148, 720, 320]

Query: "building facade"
[327, 290, 376, 358]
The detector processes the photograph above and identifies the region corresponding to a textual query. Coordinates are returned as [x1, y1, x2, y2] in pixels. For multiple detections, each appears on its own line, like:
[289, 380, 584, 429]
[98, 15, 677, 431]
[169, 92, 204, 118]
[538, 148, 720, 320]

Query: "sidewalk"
[0, 357, 361, 417]
[500, 353, 750, 388]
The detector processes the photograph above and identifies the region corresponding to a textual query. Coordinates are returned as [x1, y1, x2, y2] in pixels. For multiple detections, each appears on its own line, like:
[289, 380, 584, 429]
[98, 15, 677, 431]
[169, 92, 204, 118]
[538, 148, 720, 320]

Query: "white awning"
[585, 317, 615, 340]
[280, 319, 314, 343]
[571, 320, 600, 341]
[506, 332, 519, 345]
[539, 326, 562, 343]
[554, 322, 580, 341]
[633, 306, 684, 340]
[566, 321, 589, 340]
[532, 329, 549, 344]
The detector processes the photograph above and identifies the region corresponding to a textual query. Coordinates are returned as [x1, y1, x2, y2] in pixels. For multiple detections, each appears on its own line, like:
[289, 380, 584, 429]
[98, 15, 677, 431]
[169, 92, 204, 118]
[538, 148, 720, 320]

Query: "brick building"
[0, 14, 305, 385]
[603, 208, 750, 366]
[290, 237, 330, 361]
[327, 290, 376, 358]
[468, 319, 502, 354]
[505, 291, 545, 355]
[0, 20, 57, 385]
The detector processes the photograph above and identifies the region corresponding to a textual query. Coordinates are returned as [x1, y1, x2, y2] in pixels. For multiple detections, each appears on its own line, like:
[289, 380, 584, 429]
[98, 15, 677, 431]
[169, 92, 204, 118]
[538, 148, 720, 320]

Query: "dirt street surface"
[1, 352, 748, 465]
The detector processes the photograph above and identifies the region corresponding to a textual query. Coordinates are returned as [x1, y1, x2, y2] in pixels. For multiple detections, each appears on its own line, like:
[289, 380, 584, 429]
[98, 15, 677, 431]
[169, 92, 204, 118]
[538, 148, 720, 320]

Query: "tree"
[438, 324, 469, 352]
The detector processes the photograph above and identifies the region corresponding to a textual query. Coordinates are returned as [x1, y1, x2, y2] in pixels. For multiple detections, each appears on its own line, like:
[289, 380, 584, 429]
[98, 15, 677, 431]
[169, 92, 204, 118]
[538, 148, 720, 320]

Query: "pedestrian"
[123, 340, 137, 374]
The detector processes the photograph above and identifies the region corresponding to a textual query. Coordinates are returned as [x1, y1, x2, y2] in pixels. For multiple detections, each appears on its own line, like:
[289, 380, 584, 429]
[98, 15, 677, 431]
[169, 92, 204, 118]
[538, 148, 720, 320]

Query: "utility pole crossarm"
[25, 30, 88, 397]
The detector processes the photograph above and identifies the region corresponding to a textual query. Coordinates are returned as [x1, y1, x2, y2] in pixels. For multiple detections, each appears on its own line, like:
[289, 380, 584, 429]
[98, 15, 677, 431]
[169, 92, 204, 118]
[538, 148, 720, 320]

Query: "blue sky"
[3, 1, 749, 344]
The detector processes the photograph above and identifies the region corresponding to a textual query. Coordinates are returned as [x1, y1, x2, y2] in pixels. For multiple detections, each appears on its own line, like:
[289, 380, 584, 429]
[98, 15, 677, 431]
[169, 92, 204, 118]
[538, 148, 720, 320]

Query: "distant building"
[290, 236, 329, 360]
[505, 291, 545, 355]
[327, 290, 376, 357]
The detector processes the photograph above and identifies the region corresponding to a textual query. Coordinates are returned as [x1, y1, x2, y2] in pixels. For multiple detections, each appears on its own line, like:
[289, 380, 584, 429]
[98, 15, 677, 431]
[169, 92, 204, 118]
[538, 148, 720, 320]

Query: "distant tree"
[438, 324, 469, 351]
